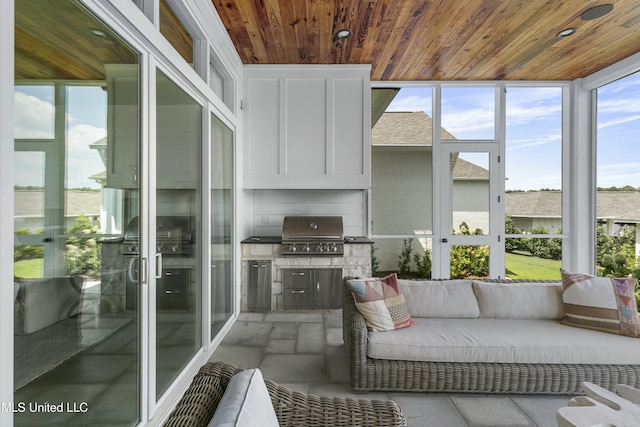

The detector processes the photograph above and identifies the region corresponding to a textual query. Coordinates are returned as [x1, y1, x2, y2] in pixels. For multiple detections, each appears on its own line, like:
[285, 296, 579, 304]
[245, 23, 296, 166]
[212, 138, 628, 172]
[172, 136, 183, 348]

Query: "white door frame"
[435, 142, 504, 278]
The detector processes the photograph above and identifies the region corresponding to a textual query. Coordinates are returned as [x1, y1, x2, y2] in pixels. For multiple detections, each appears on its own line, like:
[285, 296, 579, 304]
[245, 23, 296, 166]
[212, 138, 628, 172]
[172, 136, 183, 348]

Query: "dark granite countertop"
[241, 236, 373, 244]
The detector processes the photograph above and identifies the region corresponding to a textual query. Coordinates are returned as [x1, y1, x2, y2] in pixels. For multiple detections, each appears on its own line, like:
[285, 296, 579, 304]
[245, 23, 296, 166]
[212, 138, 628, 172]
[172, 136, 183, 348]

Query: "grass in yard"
[13, 258, 43, 278]
[505, 252, 561, 280]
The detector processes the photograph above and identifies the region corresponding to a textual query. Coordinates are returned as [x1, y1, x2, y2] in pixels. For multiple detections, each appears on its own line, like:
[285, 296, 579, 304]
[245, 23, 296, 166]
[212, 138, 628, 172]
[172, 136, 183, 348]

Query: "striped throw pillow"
[560, 269, 640, 337]
[346, 273, 415, 332]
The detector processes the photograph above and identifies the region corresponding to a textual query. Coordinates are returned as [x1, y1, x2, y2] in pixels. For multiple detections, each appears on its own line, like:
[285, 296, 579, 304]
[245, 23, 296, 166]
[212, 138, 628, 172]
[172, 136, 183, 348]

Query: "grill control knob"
[317, 244, 324, 252]
[331, 244, 338, 252]
[303, 244, 311, 252]
[289, 244, 297, 252]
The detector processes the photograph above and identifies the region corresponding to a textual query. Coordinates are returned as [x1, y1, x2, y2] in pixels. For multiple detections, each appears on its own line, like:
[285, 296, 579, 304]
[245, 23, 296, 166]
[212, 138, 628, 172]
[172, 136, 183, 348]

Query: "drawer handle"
[291, 272, 305, 276]
[165, 290, 180, 294]
[291, 290, 305, 294]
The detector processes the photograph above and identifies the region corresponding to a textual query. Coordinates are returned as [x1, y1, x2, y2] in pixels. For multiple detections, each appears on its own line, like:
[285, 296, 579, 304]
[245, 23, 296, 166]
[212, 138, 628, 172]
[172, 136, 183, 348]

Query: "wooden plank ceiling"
[212, 0, 640, 81]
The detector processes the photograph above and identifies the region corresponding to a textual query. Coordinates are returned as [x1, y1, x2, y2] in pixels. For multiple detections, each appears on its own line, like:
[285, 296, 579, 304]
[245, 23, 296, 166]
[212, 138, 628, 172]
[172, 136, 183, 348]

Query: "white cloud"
[14, 91, 56, 138]
[507, 133, 561, 151]
[598, 114, 640, 130]
[13, 90, 106, 189]
[66, 124, 107, 188]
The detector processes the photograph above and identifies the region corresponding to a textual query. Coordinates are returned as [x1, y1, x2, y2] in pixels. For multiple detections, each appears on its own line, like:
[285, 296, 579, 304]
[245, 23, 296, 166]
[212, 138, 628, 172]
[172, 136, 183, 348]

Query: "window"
[371, 87, 433, 277]
[504, 87, 563, 280]
[596, 72, 640, 280]
[371, 84, 566, 279]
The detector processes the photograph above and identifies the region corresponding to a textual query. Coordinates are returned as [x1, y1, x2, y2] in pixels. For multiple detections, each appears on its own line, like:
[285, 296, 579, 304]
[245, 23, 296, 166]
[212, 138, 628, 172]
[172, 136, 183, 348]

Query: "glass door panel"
[211, 114, 234, 337]
[14, 1, 142, 424]
[451, 152, 490, 235]
[155, 70, 202, 398]
[14, 150, 46, 279]
[438, 145, 499, 278]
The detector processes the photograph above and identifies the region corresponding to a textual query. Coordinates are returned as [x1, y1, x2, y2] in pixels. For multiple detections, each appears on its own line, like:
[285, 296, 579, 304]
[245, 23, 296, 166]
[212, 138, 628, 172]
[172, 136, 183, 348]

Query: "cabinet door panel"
[248, 78, 280, 175]
[283, 288, 311, 308]
[285, 79, 326, 176]
[333, 79, 365, 176]
[314, 268, 342, 308]
[282, 269, 311, 289]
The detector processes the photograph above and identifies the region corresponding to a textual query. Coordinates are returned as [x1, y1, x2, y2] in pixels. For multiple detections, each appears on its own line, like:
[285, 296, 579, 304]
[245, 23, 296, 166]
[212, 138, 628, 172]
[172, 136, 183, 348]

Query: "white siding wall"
[250, 189, 367, 237]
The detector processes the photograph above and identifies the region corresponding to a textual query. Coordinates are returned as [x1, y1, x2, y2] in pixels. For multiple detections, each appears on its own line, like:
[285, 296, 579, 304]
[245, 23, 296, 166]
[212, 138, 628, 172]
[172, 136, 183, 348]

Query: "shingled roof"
[372, 111, 456, 146]
[15, 190, 100, 218]
[505, 191, 640, 222]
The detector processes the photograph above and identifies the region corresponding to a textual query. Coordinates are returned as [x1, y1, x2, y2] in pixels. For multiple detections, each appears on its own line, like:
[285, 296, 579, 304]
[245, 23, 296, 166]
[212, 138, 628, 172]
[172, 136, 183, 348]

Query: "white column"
[0, 0, 15, 424]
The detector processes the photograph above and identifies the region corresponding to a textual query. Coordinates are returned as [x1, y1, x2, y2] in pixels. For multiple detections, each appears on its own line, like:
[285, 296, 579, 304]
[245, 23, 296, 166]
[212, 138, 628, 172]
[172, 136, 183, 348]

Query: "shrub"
[65, 214, 101, 278]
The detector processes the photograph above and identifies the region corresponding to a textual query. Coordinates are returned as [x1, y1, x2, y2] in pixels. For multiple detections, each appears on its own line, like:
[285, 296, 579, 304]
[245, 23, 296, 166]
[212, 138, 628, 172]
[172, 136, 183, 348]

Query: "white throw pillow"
[399, 280, 480, 318]
[207, 368, 279, 427]
[472, 281, 564, 320]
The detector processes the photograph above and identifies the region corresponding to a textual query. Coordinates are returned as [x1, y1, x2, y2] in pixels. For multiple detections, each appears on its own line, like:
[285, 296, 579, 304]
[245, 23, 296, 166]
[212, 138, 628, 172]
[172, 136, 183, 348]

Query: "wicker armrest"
[164, 362, 240, 427]
[342, 280, 369, 361]
[165, 361, 406, 427]
[265, 375, 406, 426]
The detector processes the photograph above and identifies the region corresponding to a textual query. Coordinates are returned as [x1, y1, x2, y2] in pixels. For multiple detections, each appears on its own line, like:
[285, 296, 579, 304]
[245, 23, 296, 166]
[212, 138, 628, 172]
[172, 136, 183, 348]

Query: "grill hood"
[281, 216, 344, 256]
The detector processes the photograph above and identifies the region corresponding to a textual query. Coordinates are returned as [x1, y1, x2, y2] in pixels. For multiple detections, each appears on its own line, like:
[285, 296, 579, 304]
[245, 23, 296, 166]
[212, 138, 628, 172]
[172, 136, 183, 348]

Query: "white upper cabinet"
[243, 65, 371, 189]
[105, 64, 140, 189]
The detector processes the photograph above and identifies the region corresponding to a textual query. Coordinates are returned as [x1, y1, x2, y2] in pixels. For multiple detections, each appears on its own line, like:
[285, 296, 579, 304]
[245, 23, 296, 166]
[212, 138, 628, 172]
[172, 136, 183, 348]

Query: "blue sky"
[385, 76, 640, 191]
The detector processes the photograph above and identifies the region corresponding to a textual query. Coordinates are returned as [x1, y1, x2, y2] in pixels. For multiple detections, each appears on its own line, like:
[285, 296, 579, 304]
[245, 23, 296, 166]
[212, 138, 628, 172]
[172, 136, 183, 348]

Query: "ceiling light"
[556, 28, 577, 38]
[90, 28, 108, 38]
[335, 29, 352, 40]
[581, 4, 614, 21]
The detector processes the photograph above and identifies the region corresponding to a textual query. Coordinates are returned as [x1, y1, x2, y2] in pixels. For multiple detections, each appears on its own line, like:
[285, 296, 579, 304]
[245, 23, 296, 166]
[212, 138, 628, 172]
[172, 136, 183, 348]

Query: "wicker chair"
[164, 361, 406, 427]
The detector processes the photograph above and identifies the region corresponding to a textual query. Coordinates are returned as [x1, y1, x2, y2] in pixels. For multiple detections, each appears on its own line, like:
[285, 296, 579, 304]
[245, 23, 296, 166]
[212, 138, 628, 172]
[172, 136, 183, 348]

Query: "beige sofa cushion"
[207, 368, 279, 427]
[367, 318, 640, 365]
[14, 277, 81, 334]
[473, 281, 564, 320]
[399, 279, 480, 318]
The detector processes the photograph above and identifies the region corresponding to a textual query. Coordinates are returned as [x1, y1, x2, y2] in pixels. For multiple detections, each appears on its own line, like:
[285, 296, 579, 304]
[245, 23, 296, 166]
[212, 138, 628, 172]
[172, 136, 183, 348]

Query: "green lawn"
[505, 252, 561, 280]
[13, 258, 43, 278]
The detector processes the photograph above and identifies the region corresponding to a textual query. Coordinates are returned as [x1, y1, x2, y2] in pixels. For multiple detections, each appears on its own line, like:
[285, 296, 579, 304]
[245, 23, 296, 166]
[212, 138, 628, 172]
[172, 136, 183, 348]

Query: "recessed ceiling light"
[90, 28, 108, 38]
[557, 28, 577, 38]
[581, 4, 614, 21]
[335, 29, 352, 40]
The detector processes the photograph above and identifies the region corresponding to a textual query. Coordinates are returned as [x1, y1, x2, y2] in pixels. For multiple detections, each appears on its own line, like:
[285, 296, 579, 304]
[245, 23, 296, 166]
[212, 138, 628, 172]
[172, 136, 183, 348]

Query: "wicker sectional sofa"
[343, 277, 640, 394]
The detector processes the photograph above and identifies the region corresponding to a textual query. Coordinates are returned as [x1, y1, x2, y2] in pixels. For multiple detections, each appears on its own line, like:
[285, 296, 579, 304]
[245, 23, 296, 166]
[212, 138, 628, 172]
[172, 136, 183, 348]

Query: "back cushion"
[399, 280, 480, 318]
[207, 368, 279, 427]
[472, 281, 564, 320]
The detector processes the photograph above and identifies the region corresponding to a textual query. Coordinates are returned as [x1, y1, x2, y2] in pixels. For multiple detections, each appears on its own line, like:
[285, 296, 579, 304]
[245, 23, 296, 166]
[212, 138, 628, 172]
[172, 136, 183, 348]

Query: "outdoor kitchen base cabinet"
[247, 261, 272, 311]
[282, 268, 342, 309]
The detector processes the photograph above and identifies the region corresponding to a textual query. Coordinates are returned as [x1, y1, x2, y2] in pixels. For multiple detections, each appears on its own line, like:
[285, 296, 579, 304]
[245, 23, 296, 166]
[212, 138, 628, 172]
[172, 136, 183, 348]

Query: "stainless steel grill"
[122, 216, 193, 257]
[281, 216, 344, 256]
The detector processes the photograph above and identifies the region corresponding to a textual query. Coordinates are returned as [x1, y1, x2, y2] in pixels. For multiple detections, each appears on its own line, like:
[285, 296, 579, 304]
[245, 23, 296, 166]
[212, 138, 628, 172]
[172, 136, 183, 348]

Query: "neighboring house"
[14, 190, 101, 233]
[371, 111, 489, 270]
[372, 111, 640, 271]
[506, 190, 640, 258]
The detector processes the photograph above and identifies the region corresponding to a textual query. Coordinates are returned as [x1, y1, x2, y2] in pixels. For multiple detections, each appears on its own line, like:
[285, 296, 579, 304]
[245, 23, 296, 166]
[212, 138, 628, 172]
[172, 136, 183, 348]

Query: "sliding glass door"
[14, 1, 142, 424]
[154, 69, 203, 398]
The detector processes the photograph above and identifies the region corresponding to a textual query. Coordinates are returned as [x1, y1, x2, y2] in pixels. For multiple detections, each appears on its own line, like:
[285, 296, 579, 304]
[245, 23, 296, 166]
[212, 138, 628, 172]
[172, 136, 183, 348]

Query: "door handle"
[441, 238, 448, 243]
[154, 253, 163, 279]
